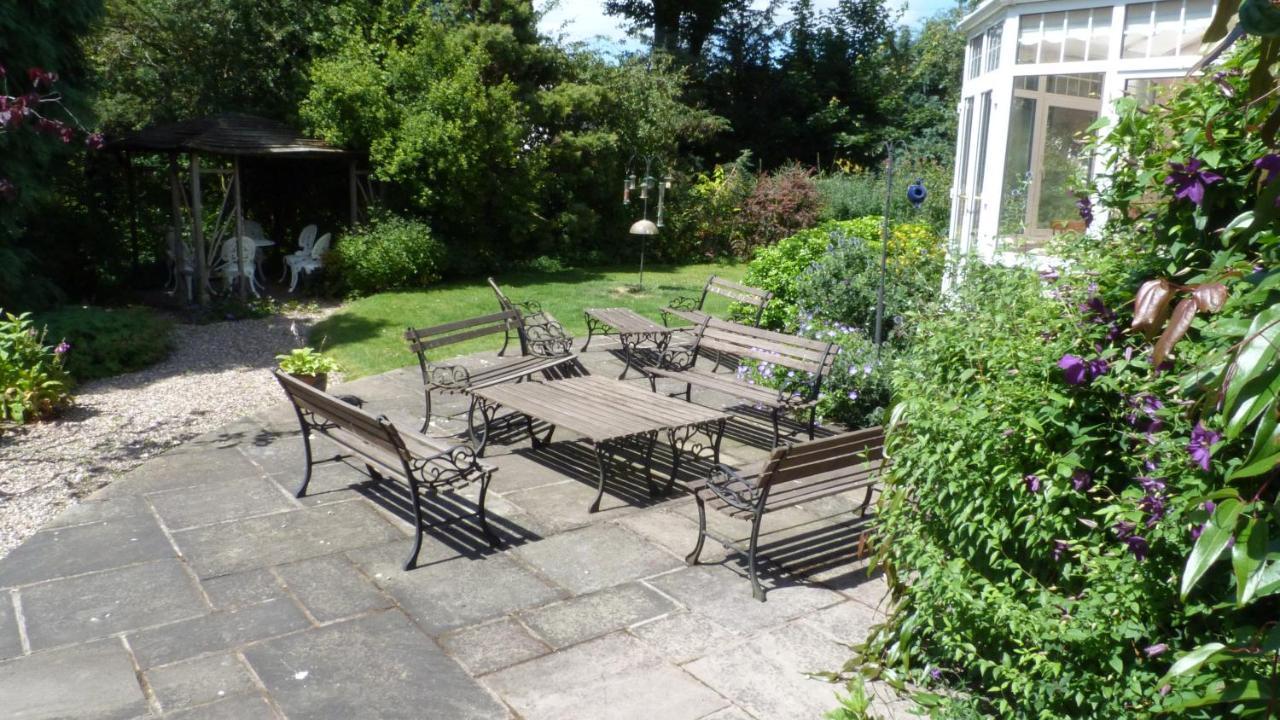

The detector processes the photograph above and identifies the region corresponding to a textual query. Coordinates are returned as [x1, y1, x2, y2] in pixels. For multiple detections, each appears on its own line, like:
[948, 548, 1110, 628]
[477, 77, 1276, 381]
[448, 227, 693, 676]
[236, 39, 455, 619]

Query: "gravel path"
[0, 306, 341, 559]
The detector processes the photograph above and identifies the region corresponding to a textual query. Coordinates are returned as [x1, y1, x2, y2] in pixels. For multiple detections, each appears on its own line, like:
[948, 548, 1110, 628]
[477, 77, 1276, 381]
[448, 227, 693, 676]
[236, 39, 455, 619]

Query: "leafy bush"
[670, 152, 757, 260]
[817, 156, 952, 235]
[740, 218, 943, 331]
[0, 311, 73, 424]
[859, 260, 1223, 718]
[734, 163, 823, 255]
[35, 306, 172, 382]
[332, 213, 445, 297]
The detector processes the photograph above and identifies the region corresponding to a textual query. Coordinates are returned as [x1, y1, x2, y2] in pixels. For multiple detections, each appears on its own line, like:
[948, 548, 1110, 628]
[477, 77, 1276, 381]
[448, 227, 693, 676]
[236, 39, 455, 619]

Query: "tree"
[603, 0, 731, 58]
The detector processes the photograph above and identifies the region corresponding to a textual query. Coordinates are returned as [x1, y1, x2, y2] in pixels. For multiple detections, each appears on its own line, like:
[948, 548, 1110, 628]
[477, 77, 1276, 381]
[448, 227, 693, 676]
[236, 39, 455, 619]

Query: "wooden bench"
[488, 277, 572, 357]
[661, 275, 773, 328]
[273, 369, 497, 571]
[643, 317, 837, 446]
[684, 427, 886, 601]
[405, 309, 584, 433]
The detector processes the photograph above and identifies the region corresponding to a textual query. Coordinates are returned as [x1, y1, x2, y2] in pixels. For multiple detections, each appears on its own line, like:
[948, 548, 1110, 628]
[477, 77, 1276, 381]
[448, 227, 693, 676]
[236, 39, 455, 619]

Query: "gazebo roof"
[107, 113, 353, 158]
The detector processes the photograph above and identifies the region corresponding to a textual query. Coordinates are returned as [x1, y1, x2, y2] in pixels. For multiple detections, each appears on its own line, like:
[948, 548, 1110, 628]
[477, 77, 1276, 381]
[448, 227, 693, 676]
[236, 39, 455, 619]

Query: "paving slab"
[93, 447, 262, 498]
[801, 599, 884, 646]
[647, 563, 844, 635]
[149, 474, 297, 530]
[273, 555, 392, 623]
[0, 638, 148, 720]
[699, 707, 758, 720]
[485, 632, 728, 720]
[128, 597, 312, 668]
[244, 609, 508, 719]
[519, 581, 677, 649]
[146, 652, 258, 713]
[501, 472, 649, 534]
[0, 590, 23, 660]
[0, 510, 175, 588]
[200, 568, 287, 611]
[161, 693, 276, 719]
[21, 559, 207, 651]
[173, 501, 402, 578]
[348, 542, 563, 636]
[684, 621, 851, 720]
[44, 494, 151, 529]
[616, 507, 728, 564]
[438, 617, 552, 676]
[628, 610, 744, 665]
[511, 523, 682, 595]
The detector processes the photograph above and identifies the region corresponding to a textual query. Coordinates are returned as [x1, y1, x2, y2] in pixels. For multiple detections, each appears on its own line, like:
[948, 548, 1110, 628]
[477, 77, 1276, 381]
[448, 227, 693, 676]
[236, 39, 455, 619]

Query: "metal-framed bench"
[488, 277, 571, 357]
[644, 317, 837, 446]
[405, 309, 583, 433]
[273, 369, 496, 571]
[684, 427, 886, 601]
[661, 275, 773, 328]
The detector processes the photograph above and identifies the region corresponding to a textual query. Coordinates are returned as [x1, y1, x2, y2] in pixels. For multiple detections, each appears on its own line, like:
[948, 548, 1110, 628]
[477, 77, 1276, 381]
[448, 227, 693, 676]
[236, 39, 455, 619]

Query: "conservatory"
[950, 0, 1215, 263]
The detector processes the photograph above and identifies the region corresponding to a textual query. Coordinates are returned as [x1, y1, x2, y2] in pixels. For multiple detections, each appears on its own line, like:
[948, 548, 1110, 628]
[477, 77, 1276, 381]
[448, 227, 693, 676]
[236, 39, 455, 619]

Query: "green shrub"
[740, 218, 943, 331]
[0, 311, 73, 424]
[816, 156, 952, 235]
[332, 213, 445, 297]
[670, 153, 756, 260]
[35, 306, 173, 381]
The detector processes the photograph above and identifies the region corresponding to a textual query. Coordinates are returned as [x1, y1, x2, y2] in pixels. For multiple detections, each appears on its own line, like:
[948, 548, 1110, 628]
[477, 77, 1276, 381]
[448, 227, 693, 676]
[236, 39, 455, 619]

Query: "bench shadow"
[711, 512, 882, 597]
[516, 437, 687, 511]
[720, 405, 842, 451]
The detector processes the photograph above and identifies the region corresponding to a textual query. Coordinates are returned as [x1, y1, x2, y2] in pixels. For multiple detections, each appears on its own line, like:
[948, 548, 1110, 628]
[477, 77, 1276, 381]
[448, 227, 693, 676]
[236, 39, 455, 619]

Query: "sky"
[537, 0, 960, 52]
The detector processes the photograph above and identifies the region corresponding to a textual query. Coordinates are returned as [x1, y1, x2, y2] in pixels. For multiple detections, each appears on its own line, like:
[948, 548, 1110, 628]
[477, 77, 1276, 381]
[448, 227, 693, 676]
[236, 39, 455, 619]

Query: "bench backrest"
[757, 426, 886, 493]
[694, 317, 837, 380]
[405, 310, 520, 359]
[697, 276, 772, 327]
[272, 370, 411, 467]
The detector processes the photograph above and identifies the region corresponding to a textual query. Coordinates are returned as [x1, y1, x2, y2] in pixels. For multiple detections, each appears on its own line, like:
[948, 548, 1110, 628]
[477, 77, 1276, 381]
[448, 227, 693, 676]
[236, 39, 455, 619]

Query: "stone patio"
[1, 344, 901, 719]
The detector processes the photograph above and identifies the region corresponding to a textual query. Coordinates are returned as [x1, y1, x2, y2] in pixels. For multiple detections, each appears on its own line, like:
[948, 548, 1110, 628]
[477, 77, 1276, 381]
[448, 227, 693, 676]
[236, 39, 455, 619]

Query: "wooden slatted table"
[581, 308, 675, 379]
[470, 375, 729, 512]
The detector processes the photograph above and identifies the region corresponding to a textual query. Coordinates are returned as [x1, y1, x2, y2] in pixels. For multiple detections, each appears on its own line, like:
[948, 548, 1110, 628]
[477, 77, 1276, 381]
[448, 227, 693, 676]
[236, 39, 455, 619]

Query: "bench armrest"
[422, 362, 472, 390]
[523, 318, 574, 357]
[399, 432, 490, 485]
[651, 346, 697, 372]
[704, 464, 760, 511]
[515, 299, 543, 315]
[666, 296, 700, 312]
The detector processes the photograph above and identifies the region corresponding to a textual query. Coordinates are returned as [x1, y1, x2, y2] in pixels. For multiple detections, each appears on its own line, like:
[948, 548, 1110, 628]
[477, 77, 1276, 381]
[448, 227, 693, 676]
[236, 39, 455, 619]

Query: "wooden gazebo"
[108, 113, 367, 303]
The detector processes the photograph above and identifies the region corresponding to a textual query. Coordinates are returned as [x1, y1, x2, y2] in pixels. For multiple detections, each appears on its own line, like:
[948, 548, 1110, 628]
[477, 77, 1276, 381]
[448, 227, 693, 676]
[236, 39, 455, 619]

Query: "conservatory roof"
[106, 113, 353, 158]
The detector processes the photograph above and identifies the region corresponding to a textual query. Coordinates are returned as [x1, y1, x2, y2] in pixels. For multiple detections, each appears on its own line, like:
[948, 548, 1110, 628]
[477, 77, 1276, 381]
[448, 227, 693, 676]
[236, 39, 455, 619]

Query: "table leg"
[526, 416, 556, 449]
[618, 333, 635, 379]
[467, 396, 497, 457]
[589, 441, 613, 513]
[643, 431, 657, 496]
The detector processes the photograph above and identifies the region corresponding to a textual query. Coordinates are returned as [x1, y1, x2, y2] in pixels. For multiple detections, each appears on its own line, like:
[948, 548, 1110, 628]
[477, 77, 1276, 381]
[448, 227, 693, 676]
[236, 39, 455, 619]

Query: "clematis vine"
[1255, 154, 1280, 186]
[1071, 469, 1094, 492]
[1164, 159, 1223, 206]
[1058, 354, 1109, 385]
[1187, 422, 1221, 471]
[1076, 195, 1094, 226]
[1024, 474, 1042, 493]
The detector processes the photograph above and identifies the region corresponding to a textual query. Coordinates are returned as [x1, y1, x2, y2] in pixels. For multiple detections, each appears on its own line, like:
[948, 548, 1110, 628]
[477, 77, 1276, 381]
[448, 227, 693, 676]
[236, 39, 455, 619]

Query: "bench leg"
[420, 388, 433, 434]
[295, 426, 314, 498]
[859, 484, 875, 517]
[581, 314, 598, 351]
[642, 431, 657, 497]
[467, 396, 491, 456]
[684, 382, 692, 402]
[770, 408, 781, 448]
[404, 478, 425, 571]
[477, 471, 499, 548]
[748, 506, 767, 602]
[685, 493, 707, 565]
[808, 407, 817, 441]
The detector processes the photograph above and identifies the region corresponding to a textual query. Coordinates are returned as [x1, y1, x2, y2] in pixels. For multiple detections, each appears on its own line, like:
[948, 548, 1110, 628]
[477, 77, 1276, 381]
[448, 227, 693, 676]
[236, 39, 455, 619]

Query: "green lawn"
[313, 261, 747, 379]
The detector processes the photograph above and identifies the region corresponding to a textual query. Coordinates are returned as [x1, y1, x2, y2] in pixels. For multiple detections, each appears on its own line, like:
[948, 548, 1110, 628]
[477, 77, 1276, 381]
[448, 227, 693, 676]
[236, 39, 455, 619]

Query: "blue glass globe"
[906, 179, 927, 208]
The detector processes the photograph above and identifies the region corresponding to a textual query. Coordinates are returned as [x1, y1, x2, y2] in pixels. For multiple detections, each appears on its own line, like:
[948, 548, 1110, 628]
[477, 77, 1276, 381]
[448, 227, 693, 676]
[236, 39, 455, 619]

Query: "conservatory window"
[968, 35, 984, 79]
[1017, 8, 1112, 64]
[1123, 0, 1215, 59]
[984, 24, 1003, 72]
[968, 92, 993, 243]
[999, 73, 1103, 248]
[955, 97, 975, 235]
[1125, 76, 1183, 105]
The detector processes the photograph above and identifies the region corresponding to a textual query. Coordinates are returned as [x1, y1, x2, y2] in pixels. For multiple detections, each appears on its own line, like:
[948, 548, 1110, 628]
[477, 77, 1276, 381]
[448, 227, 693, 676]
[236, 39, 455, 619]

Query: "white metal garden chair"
[279, 224, 318, 281]
[163, 228, 195, 300]
[287, 232, 330, 292]
[217, 236, 262, 297]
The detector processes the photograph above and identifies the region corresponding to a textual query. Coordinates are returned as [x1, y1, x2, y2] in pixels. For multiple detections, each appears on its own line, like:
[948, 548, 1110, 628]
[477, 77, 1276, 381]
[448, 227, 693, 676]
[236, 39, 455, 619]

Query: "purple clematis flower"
[1071, 469, 1093, 491]
[1113, 520, 1137, 540]
[1144, 643, 1169, 658]
[1077, 195, 1094, 226]
[1256, 154, 1280, 185]
[1024, 474, 1042, 493]
[1080, 296, 1115, 324]
[1059, 355, 1089, 385]
[1188, 422, 1222, 471]
[1165, 159, 1223, 206]
[1087, 358, 1109, 379]
[1052, 539, 1070, 561]
[53, 341, 70, 355]
[1126, 535, 1149, 561]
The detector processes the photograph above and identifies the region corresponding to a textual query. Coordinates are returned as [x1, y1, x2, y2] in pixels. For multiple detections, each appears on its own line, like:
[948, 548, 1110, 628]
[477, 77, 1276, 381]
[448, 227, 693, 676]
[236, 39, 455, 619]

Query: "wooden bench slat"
[695, 339, 826, 375]
[406, 310, 515, 338]
[410, 323, 514, 353]
[645, 367, 793, 407]
[703, 318, 832, 353]
[707, 276, 771, 302]
[699, 327, 831, 363]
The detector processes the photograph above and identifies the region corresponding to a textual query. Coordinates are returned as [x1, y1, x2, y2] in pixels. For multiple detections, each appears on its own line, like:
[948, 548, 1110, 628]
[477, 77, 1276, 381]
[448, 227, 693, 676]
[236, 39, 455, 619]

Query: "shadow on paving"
[513, 439, 693, 511]
[720, 405, 841, 451]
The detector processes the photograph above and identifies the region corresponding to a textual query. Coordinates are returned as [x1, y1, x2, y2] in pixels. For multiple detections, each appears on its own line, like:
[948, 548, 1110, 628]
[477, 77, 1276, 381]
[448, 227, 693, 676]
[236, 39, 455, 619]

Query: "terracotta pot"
[290, 373, 328, 391]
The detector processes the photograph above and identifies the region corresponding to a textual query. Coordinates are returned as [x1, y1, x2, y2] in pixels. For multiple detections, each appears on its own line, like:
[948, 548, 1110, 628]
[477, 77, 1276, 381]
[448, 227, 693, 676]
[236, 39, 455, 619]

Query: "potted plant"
[275, 347, 340, 391]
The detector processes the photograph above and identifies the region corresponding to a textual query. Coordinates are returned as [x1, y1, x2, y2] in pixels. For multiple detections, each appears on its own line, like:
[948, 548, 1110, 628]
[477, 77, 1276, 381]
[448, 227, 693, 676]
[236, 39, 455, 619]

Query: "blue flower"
[1187, 422, 1222, 471]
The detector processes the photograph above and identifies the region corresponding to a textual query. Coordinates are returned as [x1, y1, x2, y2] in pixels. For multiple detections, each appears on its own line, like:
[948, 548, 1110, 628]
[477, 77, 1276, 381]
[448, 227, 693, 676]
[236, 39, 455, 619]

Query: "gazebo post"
[348, 159, 359, 225]
[233, 156, 247, 301]
[190, 152, 208, 305]
[167, 153, 190, 304]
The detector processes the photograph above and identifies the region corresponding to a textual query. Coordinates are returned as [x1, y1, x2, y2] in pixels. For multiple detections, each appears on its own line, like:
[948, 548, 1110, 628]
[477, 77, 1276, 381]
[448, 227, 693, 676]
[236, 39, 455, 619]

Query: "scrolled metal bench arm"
[657, 347, 697, 371]
[667, 296, 700, 312]
[424, 363, 471, 390]
[704, 463, 760, 512]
